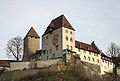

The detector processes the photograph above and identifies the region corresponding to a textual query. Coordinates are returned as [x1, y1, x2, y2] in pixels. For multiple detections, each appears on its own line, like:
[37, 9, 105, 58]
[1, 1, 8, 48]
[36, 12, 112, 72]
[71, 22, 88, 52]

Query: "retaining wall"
[10, 59, 62, 71]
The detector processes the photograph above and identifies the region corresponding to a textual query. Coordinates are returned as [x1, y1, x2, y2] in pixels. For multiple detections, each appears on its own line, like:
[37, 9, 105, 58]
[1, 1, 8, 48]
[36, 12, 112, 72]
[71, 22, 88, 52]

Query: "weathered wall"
[100, 59, 113, 74]
[10, 59, 62, 71]
[10, 62, 30, 71]
[23, 37, 40, 61]
[62, 27, 75, 51]
[0, 69, 42, 81]
[42, 28, 63, 60]
[75, 48, 101, 65]
[82, 61, 101, 73]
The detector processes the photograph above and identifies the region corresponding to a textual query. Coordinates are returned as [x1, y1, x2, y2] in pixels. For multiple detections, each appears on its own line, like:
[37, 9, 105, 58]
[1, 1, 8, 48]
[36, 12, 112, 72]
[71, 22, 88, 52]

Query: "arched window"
[88, 57, 90, 61]
[97, 59, 99, 63]
[84, 50, 86, 53]
[66, 36, 68, 41]
[78, 48, 80, 52]
[70, 31, 72, 34]
[70, 46, 73, 50]
[84, 56, 86, 60]
[70, 38, 73, 42]
[66, 45, 69, 49]
[92, 58, 94, 62]
[66, 30, 68, 33]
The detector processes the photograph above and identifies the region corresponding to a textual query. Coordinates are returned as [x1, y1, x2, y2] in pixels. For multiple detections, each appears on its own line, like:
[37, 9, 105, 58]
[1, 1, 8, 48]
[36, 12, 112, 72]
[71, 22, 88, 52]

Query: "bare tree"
[107, 42, 120, 79]
[6, 36, 23, 61]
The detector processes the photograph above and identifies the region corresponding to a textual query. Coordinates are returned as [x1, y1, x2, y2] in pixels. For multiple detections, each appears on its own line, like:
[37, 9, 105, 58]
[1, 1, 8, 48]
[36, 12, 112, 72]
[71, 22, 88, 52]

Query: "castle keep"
[22, 15, 113, 74]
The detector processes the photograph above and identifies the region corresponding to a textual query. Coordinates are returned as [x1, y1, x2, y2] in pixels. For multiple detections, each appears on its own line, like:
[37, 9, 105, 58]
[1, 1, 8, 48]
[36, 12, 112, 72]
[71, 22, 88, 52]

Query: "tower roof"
[42, 14, 75, 36]
[24, 27, 40, 39]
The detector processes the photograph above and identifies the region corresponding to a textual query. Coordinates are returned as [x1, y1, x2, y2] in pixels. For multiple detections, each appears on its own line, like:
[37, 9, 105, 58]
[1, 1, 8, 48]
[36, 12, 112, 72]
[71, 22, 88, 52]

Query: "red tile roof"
[42, 14, 75, 36]
[75, 40, 99, 53]
[24, 27, 40, 39]
[0, 60, 17, 67]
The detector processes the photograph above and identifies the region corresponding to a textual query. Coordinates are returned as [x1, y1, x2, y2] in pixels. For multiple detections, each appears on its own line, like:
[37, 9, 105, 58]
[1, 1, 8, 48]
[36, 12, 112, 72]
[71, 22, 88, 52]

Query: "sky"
[0, 0, 120, 60]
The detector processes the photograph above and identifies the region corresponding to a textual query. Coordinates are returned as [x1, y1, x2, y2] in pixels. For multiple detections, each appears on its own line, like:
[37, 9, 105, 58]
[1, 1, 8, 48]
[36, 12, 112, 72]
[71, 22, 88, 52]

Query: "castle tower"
[42, 15, 75, 60]
[23, 27, 40, 61]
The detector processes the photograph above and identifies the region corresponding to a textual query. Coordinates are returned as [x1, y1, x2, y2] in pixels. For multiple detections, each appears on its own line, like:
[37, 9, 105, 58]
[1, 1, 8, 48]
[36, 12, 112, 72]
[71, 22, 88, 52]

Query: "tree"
[6, 36, 23, 61]
[107, 42, 120, 79]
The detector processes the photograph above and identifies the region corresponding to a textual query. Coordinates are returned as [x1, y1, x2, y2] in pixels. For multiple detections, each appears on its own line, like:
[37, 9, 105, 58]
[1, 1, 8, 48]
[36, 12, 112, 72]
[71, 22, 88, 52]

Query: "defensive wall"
[10, 59, 63, 71]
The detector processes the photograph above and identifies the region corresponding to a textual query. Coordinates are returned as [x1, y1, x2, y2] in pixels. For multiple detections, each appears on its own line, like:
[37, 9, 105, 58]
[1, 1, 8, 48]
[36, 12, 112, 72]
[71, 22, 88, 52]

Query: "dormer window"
[86, 46, 89, 49]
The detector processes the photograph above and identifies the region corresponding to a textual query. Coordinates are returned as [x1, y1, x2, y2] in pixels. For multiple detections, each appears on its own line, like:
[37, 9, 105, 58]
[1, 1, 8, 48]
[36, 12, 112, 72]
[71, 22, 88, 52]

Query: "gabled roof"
[24, 27, 40, 39]
[75, 40, 99, 53]
[42, 14, 75, 36]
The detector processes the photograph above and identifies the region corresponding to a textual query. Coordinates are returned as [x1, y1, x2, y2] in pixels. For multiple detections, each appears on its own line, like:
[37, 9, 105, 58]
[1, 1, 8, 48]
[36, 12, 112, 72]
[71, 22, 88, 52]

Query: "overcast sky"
[0, 0, 120, 60]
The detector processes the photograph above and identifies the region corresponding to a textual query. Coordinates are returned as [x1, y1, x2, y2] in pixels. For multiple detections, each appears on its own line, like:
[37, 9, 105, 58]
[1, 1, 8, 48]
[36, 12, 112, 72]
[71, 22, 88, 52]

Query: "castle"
[22, 14, 114, 74]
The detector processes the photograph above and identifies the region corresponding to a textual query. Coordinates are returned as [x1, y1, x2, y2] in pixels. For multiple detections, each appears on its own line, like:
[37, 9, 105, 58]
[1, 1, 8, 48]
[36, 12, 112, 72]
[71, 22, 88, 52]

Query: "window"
[47, 51, 48, 54]
[56, 45, 59, 50]
[89, 52, 91, 54]
[66, 45, 69, 49]
[88, 57, 90, 61]
[102, 60, 104, 63]
[78, 49, 80, 52]
[66, 36, 68, 41]
[110, 62, 112, 65]
[94, 53, 98, 56]
[70, 46, 73, 50]
[97, 59, 99, 63]
[70, 38, 73, 42]
[50, 49, 52, 54]
[66, 30, 68, 33]
[84, 50, 86, 53]
[53, 54, 55, 58]
[47, 56, 49, 60]
[105, 60, 107, 63]
[92, 58, 94, 62]
[84, 56, 86, 60]
[70, 31, 72, 34]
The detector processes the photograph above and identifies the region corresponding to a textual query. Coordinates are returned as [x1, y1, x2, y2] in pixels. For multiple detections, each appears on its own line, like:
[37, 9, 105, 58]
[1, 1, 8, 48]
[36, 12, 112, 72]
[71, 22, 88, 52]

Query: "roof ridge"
[24, 27, 40, 39]
[75, 40, 91, 46]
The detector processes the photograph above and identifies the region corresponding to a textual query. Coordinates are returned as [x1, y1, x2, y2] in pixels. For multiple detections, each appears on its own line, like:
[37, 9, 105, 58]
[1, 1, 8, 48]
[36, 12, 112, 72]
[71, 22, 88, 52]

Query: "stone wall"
[82, 61, 101, 73]
[10, 59, 62, 71]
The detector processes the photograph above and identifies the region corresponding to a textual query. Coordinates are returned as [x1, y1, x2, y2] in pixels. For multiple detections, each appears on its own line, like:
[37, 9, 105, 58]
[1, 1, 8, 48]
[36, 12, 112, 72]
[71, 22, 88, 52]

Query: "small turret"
[23, 27, 40, 61]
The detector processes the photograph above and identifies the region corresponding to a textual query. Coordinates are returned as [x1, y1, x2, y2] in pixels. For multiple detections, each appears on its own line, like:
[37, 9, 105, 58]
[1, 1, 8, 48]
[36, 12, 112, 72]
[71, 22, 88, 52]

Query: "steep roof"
[75, 40, 99, 53]
[24, 27, 40, 39]
[42, 14, 75, 36]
